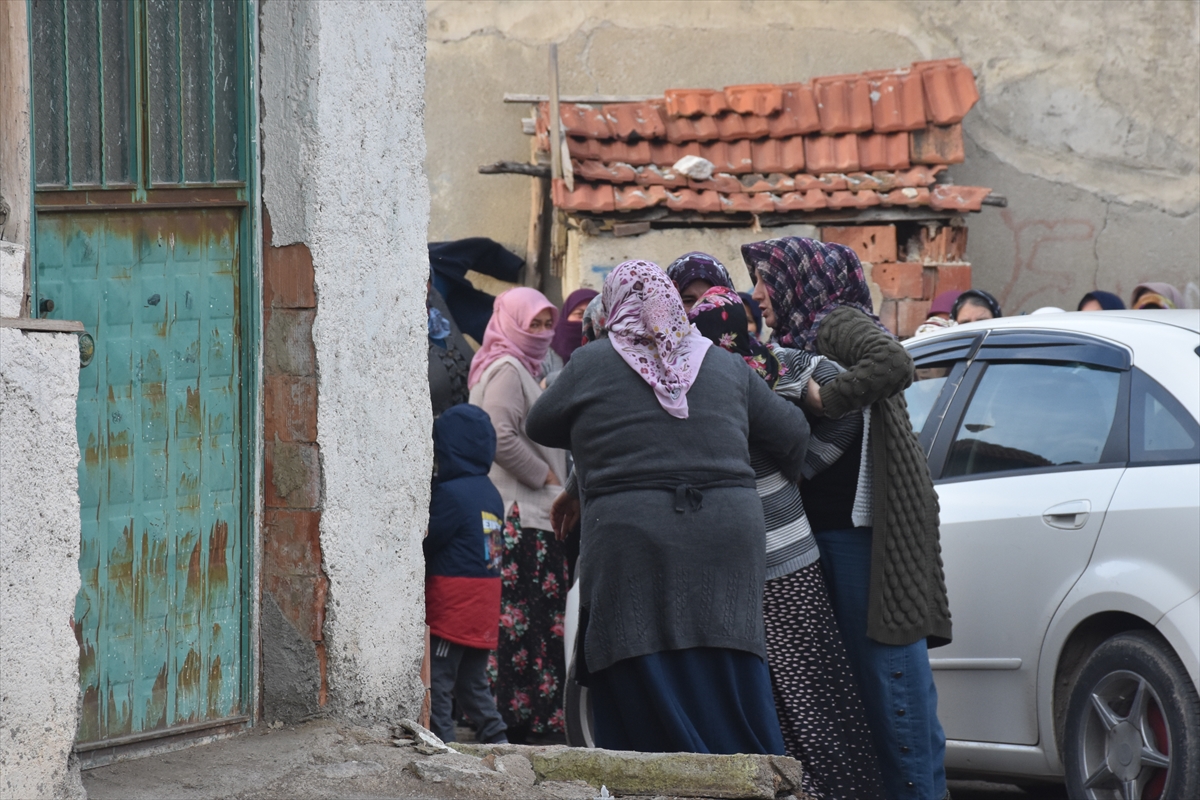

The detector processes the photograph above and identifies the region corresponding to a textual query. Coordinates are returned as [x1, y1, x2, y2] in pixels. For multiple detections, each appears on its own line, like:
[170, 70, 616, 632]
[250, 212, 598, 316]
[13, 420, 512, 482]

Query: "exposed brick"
[932, 263, 973, 297]
[898, 299, 932, 338]
[265, 441, 321, 509]
[264, 308, 316, 377]
[916, 224, 968, 264]
[878, 299, 899, 336]
[263, 509, 323, 577]
[922, 267, 938, 301]
[821, 225, 898, 264]
[264, 572, 327, 641]
[265, 375, 318, 443]
[872, 262, 925, 299]
[264, 243, 316, 309]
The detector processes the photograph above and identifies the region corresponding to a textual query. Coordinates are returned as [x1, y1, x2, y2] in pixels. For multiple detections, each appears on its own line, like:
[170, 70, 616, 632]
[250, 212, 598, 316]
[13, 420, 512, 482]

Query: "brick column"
[822, 221, 973, 338]
[261, 207, 329, 717]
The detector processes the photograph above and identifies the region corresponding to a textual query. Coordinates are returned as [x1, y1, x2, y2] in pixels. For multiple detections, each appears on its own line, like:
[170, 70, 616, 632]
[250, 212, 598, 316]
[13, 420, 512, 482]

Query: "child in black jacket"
[425, 404, 507, 744]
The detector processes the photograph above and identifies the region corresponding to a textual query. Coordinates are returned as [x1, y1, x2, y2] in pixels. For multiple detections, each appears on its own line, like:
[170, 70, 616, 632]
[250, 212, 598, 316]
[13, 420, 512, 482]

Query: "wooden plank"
[0, 317, 85, 332]
[548, 46, 562, 183]
[525, 139, 547, 290]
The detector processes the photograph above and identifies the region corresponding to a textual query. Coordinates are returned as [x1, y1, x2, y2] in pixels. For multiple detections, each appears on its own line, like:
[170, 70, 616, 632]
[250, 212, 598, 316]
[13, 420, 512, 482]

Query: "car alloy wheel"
[1064, 631, 1200, 800]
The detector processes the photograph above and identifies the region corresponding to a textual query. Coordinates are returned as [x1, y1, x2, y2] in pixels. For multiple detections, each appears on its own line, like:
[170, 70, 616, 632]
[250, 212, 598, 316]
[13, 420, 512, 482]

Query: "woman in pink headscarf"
[526, 261, 812, 755]
[468, 287, 570, 742]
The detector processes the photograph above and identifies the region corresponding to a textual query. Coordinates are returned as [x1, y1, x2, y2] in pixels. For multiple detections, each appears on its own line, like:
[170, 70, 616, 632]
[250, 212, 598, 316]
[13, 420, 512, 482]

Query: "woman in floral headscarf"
[744, 236, 951, 800]
[468, 287, 570, 741]
[688, 286, 884, 798]
[526, 261, 811, 755]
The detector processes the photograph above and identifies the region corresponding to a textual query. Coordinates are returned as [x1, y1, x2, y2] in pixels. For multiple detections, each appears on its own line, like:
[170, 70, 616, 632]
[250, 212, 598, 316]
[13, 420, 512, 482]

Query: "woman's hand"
[545, 469, 562, 487]
[550, 491, 580, 541]
[803, 378, 824, 416]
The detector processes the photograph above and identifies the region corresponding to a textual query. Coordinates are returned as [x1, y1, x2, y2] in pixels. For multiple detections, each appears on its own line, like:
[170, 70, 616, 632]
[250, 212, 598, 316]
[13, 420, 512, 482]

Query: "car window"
[944, 362, 1122, 478]
[1130, 368, 1200, 464]
[905, 364, 952, 437]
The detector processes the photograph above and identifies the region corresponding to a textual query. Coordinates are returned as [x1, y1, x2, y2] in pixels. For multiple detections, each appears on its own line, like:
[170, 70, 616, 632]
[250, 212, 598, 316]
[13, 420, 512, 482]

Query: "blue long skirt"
[589, 647, 786, 755]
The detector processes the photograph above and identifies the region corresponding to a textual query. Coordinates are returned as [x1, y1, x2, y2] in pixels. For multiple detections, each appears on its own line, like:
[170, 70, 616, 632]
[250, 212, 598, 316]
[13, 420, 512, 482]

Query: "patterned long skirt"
[763, 562, 887, 800]
[487, 502, 568, 738]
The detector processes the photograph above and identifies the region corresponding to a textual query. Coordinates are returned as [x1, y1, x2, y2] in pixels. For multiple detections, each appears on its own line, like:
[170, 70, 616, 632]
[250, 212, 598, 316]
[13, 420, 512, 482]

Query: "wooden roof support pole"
[548, 43, 570, 282]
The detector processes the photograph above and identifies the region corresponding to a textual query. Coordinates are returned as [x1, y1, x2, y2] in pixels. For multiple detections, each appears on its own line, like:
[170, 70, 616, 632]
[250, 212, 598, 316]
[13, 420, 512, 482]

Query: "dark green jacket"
[817, 307, 952, 648]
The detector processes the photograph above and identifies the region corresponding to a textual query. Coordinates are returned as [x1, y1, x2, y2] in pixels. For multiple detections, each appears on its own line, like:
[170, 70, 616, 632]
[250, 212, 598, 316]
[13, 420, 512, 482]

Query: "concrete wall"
[426, 0, 1200, 313]
[260, 0, 431, 725]
[0, 328, 85, 800]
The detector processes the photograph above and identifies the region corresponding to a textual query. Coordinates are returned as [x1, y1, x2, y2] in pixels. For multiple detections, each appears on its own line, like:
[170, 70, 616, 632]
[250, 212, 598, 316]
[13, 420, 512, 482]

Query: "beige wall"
[426, 0, 1200, 313]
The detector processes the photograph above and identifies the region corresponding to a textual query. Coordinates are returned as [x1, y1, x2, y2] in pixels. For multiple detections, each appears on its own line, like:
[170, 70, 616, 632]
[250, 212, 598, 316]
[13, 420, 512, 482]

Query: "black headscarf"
[687, 286, 781, 387]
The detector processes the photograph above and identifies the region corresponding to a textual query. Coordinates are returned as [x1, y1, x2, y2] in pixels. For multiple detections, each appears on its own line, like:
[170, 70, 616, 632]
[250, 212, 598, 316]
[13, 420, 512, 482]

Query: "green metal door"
[29, 0, 255, 747]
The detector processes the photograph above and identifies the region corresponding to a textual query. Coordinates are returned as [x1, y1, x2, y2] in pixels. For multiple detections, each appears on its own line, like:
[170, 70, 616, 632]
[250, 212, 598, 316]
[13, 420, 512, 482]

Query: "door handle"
[1043, 500, 1091, 530]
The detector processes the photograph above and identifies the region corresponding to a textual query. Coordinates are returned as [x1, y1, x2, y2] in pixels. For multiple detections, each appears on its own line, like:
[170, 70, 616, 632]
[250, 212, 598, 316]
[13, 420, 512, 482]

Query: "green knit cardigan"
[816, 306, 952, 648]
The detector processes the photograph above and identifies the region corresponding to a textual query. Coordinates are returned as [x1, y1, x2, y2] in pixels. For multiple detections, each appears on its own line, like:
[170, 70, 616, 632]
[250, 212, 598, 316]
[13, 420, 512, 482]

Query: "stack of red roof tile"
[534, 59, 992, 217]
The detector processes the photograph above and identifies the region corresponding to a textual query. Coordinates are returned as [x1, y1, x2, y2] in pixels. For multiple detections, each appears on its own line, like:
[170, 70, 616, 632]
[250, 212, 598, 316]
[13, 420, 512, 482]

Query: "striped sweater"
[758, 346, 865, 581]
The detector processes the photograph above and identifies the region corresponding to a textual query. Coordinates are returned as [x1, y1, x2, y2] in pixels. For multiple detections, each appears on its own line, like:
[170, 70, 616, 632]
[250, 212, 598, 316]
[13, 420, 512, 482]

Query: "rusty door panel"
[38, 209, 243, 743]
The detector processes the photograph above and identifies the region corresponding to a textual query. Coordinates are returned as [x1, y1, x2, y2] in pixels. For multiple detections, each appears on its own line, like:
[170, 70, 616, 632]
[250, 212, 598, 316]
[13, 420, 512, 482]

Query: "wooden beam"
[548, 45, 562, 183]
[0, 317, 85, 333]
[479, 161, 551, 178]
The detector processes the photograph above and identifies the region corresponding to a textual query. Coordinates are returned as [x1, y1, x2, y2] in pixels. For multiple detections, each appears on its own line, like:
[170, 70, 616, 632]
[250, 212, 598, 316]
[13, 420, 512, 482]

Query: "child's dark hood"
[433, 404, 496, 482]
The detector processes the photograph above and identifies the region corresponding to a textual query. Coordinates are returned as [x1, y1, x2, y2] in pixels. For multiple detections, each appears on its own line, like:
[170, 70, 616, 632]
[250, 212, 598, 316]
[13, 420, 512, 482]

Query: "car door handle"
[1043, 500, 1091, 530]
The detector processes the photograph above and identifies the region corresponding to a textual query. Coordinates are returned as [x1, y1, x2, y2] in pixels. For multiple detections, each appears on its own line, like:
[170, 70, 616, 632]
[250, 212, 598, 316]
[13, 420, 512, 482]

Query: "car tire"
[563, 661, 595, 748]
[1063, 630, 1200, 800]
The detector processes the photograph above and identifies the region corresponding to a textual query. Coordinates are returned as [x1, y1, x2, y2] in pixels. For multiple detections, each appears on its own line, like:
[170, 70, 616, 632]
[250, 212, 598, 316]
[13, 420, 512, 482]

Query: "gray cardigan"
[525, 340, 810, 673]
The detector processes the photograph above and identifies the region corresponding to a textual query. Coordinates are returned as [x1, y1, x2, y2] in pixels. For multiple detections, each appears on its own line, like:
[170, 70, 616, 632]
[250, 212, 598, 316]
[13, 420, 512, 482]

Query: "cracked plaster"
[260, 0, 431, 725]
[426, 0, 1199, 313]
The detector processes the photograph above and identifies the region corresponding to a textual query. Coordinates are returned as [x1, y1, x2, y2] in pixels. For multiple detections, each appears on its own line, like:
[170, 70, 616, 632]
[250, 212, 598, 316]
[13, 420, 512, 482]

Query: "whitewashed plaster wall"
[260, 0, 431, 723]
[426, 0, 1200, 314]
[0, 328, 85, 800]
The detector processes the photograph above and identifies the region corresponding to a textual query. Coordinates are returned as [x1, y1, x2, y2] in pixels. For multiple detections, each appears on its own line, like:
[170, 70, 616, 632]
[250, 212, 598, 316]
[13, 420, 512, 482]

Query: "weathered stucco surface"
[566, 225, 818, 292]
[261, 0, 431, 724]
[0, 329, 84, 800]
[426, 0, 1200, 312]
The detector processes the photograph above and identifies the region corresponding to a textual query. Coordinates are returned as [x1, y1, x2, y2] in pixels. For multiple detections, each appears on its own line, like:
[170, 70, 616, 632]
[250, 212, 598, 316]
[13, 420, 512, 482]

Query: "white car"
[565, 310, 1200, 799]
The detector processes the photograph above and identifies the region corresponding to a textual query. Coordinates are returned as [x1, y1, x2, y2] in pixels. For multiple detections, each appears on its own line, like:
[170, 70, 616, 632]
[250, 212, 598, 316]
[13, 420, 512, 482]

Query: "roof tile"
[750, 138, 786, 174]
[910, 124, 965, 165]
[827, 189, 881, 209]
[633, 164, 687, 188]
[891, 164, 946, 187]
[664, 114, 721, 144]
[929, 184, 991, 212]
[721, 192, 776, 214]
[560, 103, 613, 138]
[649, 141, 686, 166]
[805, 132, 860, 173]
[714, 112, 750, 142]
[776, 189, 829, 211]
[664, 88, 730, 118]
[794, 173, 848, 192]
[880, 186, 932, 207]
[575, 160, 638, 183]
[867, 70, 928, 132]
[614, 184, 669, 211]
[552, 180, 615, 213]
[814, 75, 874, 134]
[767, 83, 822, 138]
[914, 59, 979, 125]
[603, 102, 667, 142]
[723, 84, 784, 116]
[858, 131, 910, 171]
[688, 174, 744, 194]
[665, 188, 724, 214]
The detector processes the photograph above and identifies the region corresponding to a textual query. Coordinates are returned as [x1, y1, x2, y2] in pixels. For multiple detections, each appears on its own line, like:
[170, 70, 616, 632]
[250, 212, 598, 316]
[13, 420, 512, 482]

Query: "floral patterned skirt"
[487, 502, 568, 737]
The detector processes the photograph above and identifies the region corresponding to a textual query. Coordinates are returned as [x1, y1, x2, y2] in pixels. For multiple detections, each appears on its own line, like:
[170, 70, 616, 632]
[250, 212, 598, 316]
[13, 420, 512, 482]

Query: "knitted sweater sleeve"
[816, 306, 914, 420]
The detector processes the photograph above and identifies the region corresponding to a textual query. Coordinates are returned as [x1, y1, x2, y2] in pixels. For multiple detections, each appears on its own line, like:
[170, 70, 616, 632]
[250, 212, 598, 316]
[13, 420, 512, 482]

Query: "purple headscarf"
[550, 288, 599, 363]
[741, 236, 891, 352]
[666, 252, 736, 294]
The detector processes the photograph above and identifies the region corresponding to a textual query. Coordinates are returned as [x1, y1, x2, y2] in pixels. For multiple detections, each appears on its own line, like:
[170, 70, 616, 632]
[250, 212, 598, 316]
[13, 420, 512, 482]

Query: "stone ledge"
[448, 743, 806, 800]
